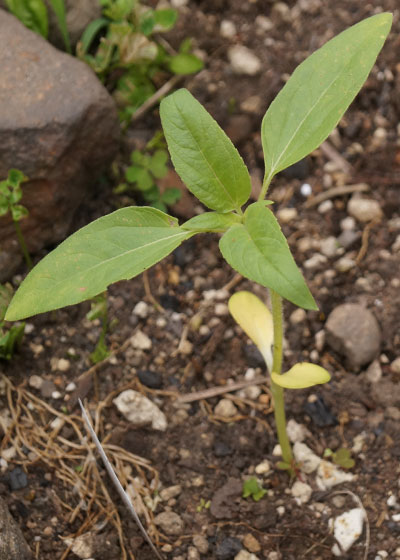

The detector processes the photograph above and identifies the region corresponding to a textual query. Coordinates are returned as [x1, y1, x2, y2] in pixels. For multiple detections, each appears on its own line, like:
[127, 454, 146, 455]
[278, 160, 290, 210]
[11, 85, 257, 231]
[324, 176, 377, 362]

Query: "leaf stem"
[13, 219, 32, 270]
[258, 171, 274, 202]
[270, 289, 293, 465]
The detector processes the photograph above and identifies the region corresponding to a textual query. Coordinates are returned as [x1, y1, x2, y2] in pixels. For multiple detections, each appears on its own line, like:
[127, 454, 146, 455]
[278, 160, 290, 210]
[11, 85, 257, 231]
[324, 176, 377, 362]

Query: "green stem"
[270, 289, 293, 465]
[258, 171, 274, 202]
[13, 219, 32, 270]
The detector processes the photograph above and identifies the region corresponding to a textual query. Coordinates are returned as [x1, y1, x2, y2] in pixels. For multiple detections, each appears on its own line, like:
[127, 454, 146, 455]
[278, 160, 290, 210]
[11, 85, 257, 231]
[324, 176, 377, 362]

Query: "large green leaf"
[48, 0, 72, 53]
[6, 207, 193, 320]
[261, 13, 392, 181]
[219, 202, 317, 310]
[160, 88, 251, 213]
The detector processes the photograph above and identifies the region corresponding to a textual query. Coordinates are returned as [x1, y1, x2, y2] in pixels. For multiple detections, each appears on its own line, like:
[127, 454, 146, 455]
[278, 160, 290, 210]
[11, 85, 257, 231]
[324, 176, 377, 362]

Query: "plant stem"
[258, 171, 274, 202]
[270, 289, 293, 465]
[13, 219, 32, 270]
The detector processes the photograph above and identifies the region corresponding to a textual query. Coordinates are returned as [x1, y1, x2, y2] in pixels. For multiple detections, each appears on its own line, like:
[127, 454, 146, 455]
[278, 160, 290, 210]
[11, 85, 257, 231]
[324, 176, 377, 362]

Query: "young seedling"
[5, 13, 391, 468]
[324, 447, 355, 470]
[0, 283, 24, 360]
[242, 477, 267, 502]
[116, 132, 181, 212]
[86, 292, 111, 364]
[0, 169, 32, 269]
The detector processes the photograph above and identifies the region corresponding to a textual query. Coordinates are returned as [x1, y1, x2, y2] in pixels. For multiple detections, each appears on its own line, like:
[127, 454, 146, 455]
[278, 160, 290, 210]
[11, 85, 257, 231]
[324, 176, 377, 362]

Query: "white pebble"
[277, 207, 298, 223]
[57, 358, 70, 372]
[255, 15, 273, 31]
[51, 391, 62, 399]
[316, 460, 355, 490]
[293, 442, 321, 473]
[340, 216, 356, 231]
[330, 508, 365, 556]
[228, 45, 261, 76]
[29, 375, 44, 389]
[318, 200, 333, 214]
[289, 308, 306, 325]
[300, 183, 312, 197]
[335, 256, 356, 272]
[65, 382, 76, 392]
[215, 303, 229, 316]
[214, 399, 238, 418]
[131, 330, 152, 350]
[133, 301, 149, 319]
[255, 460, 271, 475]
[286, 419, 309, 443]
[291, 480, 312, 504]
[220, 20, 236, 38]
[320, 236, 338, 258]
[114, 390, 167, 431]
[304, 253, 327, 270]
[347, 196, 382, 223]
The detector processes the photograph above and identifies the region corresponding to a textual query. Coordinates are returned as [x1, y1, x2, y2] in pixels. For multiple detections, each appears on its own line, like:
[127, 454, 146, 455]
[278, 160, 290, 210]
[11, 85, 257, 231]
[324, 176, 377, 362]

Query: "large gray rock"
[0, 497, 32, 559]
[0, 0, 101, 47]
[325, 303, 381, 369]
[0, 10, 119, 281]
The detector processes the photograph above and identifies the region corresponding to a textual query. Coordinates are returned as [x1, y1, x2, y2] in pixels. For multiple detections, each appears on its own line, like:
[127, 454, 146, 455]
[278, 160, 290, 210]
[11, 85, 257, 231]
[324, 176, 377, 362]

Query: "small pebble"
[340, 216, 356, 231]
[29, 375, 44, 390]
[133, 301, 149, 319]
[335, 256, 356, 272]
[391, 357, 400, 374]
[289, 308, 306, 324]
[330, 508, 365, 556]
[255, 460, 271, 475]
[65, 382, 77, 392]
[56, 358, 70, 372]
[228, 45, 261, 76]
[214, 399, 238, 418]
[220, 20, 236, 38]
[131, 330, 152, 350]
[304, 253, 327, 270]
[138, 370, 163, 389]
[318, 200, 333, 213]
[215, 303, 229, 316]
[188, 546, 200, 560]
[235, 551, 259, 560]
[291, 480, 312, 504]
[242, 533, 261, 553]
[160, 485, 182, 501]
[192, 535, 209, 554]
[347, 196, 382, 223]
[286, 419, 309, 443]
[320, 236, 338, 258]
[153, 511, 184, 536]
[277, 207, 298, 223]
[300, 183, 312, 197]
[51, 391, 62, 399]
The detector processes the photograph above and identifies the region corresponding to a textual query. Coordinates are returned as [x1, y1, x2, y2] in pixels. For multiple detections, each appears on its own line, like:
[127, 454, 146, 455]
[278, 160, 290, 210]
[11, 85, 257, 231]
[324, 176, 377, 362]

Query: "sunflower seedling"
[242, 477, 267, 502]
[5, 13, 391, 472]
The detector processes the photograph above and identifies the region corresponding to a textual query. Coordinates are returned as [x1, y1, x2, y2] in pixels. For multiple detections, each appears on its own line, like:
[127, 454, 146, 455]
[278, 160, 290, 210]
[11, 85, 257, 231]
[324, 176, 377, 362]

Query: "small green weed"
[77, 0, 203, 121]
[0, 284, 24, 360]
[323, 448, 355, 469]
[242, 477, 267, 502]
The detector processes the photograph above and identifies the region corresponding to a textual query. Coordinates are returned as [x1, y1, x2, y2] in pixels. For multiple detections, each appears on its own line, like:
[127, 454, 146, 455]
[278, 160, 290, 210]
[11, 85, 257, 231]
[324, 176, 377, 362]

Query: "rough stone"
[192, 535, 209, 554]
[0, 496, 32, 559]
[325, 304, 381, 368]
[113, 390, 167, 431]
[153, 511, 184, 536]
[391, 357, 400, 374]
[316, 460, 355, 490]
[293, 442, 321, 473]
[0, 10, 119, 280]
[242, 533, 261, 553]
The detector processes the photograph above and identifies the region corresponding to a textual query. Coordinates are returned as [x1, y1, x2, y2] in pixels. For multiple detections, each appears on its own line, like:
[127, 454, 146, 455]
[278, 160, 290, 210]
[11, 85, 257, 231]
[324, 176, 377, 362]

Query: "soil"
[1, 1, 400, 559]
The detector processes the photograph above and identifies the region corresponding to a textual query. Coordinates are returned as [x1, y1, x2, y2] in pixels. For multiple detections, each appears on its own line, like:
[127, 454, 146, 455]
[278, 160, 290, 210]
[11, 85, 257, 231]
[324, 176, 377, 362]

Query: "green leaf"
[271, 363, 330, 389]
[0, 323, 25, 360]
[182, 212, 241, 233]
[139, 10, 155, 36]
[154, 9, 177, 31]
[150, 150, 168, 179]
[5, 207, 194, 320]
[125, 166, 153, 190]
[11, 205, 29, 221]
[78, 18, 109, 55]
[48, 0, 71, 53]
[160, 88, 252, 213]
[242, 477, 267, 502]
[228, 291, 273, 370]
[161, 187, 181, 206]
[332, 448, 355, 469]
[7, 169, 26, 187]
[0, 284, 14, 322]
[219, 202, 317, 310]
[169, 53, 204, 75]
[261, 13, 392, 180]
[7, 0, 49, 37]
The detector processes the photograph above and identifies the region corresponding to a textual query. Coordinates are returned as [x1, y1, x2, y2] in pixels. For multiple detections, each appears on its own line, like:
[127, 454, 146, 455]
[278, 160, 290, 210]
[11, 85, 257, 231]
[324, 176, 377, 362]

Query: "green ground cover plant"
[6, 13, 391, 468]
[116, 132, 181, 211]
[0, 283, 24, 360]
[78, 0, 203, 121]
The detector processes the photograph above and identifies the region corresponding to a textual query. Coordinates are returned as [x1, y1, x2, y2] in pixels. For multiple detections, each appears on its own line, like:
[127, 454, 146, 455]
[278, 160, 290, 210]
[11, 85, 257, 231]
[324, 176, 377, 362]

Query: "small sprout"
[228, 291, 274, 371]
[196, 498, 211, 513]
[242, 477, 267, 502]
[324, 448, 355, 469]
[271, 363, 331, 389]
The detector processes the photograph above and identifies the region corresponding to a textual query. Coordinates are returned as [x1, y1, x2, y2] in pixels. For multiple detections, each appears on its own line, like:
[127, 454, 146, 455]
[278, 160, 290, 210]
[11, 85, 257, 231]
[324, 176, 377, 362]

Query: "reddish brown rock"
[0, 10, 119, 281]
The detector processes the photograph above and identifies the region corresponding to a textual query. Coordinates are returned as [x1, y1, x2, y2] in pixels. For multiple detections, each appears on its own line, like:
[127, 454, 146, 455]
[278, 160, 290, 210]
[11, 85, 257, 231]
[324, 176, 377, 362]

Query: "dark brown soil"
[1, 1, 400, 559]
